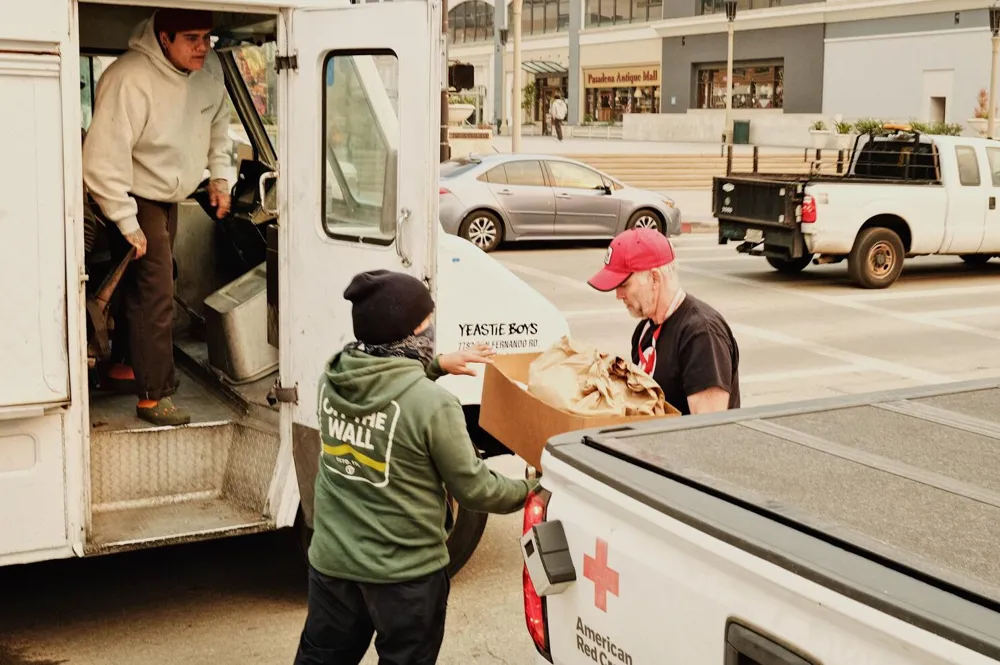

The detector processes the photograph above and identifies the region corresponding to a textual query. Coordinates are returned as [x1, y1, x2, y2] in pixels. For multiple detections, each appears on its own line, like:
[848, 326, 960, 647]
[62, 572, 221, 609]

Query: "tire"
[766, 254, 813, 275]
[848, 227, 905, 289]
[960, 254, 992, 265]
[626, 209, 664, 234]
[459, 211, 503, 252]
[445, 497, 489, 578]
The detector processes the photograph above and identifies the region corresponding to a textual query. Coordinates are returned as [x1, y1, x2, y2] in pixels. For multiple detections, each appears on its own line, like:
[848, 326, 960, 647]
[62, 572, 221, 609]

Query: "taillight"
[439, 187, 450, 195]
[801, 195, 817, 223]
[523, 486, 552, 661]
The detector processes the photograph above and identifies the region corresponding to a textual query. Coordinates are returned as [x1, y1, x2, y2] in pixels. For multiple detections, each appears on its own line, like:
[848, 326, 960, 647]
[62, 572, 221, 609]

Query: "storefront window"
[449, 0, 495, 44]
[584, 86, 658, 122]
[695, 63, 783, 110]
[509, 0, 569, 36]
[586, 0, 663, 27]
[701, 0, 782, 12]
[582, 65, 659, 122]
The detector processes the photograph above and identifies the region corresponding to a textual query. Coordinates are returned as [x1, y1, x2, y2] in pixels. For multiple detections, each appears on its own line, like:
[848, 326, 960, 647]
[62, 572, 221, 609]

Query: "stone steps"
[572, 152, 846, 190]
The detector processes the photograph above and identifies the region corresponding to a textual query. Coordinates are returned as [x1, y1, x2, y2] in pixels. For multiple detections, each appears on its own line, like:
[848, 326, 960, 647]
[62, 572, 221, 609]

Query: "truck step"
[88, 367, 280, 551]
[87, 495, 272, 555]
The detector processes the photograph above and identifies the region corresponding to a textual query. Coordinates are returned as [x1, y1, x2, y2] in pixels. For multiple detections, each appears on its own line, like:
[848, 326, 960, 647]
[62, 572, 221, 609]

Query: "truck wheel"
[960, 254, 992, 265]
[848, 227, 904, 289]
[766, 254, 813, 274]
[445, 495, 489, 578]
[293, 498, 488, 580]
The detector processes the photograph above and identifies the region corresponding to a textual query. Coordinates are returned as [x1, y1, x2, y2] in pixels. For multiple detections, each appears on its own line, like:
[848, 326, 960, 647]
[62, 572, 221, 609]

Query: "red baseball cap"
[587, 228, 675, 292]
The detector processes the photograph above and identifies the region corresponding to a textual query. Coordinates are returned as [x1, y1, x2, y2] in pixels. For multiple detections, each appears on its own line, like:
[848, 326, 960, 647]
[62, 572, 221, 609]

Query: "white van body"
[0, 0, 569, 570]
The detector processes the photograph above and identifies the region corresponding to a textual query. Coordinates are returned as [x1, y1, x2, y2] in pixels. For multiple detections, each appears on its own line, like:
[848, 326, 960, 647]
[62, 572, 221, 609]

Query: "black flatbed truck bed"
[545, 377, 1000, 660]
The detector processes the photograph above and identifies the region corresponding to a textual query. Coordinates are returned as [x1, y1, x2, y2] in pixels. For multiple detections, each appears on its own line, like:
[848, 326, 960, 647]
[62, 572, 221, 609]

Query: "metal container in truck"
[520, 377, 1000, 664]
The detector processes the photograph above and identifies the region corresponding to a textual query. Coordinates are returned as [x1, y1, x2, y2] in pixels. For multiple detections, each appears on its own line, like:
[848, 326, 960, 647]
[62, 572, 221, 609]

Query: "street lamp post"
[989, 3, 1000, 139]
[512, 0, 523, 153]
[724, 0, 737, 145]
[441, 0, 451, 162]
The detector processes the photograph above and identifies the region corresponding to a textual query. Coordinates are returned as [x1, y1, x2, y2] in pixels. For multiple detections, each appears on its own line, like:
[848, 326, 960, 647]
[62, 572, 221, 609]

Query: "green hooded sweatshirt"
[308, 348, 536, 583]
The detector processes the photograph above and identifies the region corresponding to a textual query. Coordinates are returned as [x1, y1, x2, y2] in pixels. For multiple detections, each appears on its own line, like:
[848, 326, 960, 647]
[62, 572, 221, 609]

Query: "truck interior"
[80, 3, 289, 552]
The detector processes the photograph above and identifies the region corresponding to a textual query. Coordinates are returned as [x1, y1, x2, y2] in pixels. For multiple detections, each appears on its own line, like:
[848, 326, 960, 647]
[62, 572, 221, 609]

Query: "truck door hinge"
[275, 54, 298, 72]
[267, 380, 299, 406]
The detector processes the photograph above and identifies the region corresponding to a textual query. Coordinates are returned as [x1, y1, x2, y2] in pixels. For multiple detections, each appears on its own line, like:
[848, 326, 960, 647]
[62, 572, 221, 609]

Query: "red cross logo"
[583, 538, 619, 612]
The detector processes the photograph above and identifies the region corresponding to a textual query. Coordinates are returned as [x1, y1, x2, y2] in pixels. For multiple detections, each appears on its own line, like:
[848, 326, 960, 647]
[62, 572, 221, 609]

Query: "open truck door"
[269, 1, 441, 529]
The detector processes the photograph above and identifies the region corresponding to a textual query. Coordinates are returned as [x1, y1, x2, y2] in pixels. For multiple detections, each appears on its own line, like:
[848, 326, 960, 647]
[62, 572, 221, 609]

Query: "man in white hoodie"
[83, 9, 232, 426]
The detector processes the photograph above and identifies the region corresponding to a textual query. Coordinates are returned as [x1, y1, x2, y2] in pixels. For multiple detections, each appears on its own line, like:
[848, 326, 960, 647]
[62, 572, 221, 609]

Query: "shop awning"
[521, 60, 566, 75]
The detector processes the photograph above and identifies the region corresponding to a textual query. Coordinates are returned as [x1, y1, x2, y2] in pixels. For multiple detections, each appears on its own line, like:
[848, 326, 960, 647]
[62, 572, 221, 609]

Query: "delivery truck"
[0, 0, 570, 576]
[520, 377, 1000, 664]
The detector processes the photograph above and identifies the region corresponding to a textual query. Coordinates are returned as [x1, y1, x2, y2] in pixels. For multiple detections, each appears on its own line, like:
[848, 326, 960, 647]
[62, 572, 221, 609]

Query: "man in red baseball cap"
[588, 228, 741, 415]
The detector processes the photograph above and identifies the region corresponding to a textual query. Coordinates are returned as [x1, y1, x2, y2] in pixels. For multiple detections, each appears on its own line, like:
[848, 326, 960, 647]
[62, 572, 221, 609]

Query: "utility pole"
[441, 0, 451, 162]
[724, 0, 737, 146]
[989, 3, 1000, 139]
[511, 0, 523, 153]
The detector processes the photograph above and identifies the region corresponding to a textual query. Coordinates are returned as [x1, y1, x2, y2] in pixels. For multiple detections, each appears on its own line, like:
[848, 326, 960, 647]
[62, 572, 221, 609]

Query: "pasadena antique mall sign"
[584, 64, 660, 89]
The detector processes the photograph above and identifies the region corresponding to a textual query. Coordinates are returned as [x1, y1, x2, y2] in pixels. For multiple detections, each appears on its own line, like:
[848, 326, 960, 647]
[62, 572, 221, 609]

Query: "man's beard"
[624, 292, 656, 319]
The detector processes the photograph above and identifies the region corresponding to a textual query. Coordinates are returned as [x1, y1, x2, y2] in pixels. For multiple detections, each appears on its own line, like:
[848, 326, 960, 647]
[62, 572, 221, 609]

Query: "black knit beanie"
[344, 270, 435, 345]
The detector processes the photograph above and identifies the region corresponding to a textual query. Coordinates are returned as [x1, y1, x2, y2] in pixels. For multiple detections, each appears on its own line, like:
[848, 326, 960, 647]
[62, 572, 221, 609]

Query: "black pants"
[294, 565, 450, 665]
[107, 196, 178, 400]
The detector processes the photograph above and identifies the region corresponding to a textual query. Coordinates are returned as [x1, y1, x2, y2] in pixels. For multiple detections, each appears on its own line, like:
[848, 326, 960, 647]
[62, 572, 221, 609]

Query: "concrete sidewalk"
[487, 135, 802, 156]
[667, 190, 717, 232]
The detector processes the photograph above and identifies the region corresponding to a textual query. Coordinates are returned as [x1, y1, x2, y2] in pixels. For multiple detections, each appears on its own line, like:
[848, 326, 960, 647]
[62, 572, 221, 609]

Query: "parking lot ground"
[5, 238, 1000, 664]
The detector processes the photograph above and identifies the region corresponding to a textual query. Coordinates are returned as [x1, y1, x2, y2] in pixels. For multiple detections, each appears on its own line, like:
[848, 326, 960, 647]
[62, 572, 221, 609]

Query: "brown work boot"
[136, 397, 191, 426]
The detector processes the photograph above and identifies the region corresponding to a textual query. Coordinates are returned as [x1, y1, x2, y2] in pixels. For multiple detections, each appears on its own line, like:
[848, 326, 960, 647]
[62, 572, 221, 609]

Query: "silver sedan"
[439, 153, 682, 252]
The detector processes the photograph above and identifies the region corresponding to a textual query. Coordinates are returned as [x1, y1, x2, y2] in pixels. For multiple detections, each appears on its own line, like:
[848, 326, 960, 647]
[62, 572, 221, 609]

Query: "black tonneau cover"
[547, 377, 1000, 658]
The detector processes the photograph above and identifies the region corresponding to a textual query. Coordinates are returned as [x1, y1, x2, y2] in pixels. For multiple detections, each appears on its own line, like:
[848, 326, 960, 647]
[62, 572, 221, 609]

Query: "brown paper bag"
[527, 336, 669, 417]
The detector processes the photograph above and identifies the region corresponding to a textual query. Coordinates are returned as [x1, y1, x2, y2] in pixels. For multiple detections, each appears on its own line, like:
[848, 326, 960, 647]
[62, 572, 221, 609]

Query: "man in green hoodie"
[294, 269, 537, 665]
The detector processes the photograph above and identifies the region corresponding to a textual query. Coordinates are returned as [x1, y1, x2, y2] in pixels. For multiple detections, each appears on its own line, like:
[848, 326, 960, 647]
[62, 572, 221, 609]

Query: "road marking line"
[675, 256, 747, 263]
[563, 308, 628, 319]
[679, 264, 1000, 342]
[502, 262, 595, 292]
[741, 364, 870, 384]
[830, 283, 1000, 302]
[919, 305, 1000, 319]
[730, 324, 952, 383]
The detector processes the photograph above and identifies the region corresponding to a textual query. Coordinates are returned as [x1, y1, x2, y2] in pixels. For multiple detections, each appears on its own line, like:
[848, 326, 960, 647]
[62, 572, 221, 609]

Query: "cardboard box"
[479, 352, 680, 469]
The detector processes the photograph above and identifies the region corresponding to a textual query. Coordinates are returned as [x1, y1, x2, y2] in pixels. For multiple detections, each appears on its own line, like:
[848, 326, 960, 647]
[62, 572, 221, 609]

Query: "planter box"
[810, 130, 830, 150]
[447, 103, 475, 126]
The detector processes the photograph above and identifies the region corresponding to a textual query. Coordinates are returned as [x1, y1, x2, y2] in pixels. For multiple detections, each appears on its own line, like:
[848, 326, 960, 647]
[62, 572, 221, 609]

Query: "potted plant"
[969, 88, 990, 136]
[834, 120, 854, 150]
[447, 91, 477, 126]
[810, 120, 829, 149]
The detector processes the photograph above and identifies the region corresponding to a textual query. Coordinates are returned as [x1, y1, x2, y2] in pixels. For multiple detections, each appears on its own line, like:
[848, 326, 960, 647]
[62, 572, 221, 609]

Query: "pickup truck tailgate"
[712, 174, 804, 229]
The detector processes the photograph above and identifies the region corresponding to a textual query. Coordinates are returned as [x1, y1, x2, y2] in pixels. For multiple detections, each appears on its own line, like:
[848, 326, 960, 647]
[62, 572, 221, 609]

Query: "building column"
[494, 0, 507, 131]
[568, 0, 581, 125]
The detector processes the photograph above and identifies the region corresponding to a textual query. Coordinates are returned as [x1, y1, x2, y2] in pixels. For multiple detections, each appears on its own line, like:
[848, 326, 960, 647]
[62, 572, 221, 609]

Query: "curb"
[680, 220, 718, 235]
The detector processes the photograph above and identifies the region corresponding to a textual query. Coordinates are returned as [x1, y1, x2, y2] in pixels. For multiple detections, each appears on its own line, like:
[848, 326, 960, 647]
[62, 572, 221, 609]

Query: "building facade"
[447, 0, 997, 142]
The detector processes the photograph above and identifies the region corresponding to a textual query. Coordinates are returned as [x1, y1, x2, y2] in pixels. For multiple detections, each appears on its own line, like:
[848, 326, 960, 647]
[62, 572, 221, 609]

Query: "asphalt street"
[5, 235, 1000, 664]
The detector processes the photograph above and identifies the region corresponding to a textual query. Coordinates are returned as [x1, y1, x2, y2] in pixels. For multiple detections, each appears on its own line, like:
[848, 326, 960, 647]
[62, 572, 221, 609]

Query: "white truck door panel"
[0, 53, 70, 408]
[943, 144, 988, 254]
[0, 414, 68, 558]
[981, 145, 1000, 252]
[274, 1, 439, 526]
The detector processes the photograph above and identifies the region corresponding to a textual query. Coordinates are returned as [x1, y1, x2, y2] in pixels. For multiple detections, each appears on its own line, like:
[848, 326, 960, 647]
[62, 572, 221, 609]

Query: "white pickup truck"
[713, 127, 1000, 288]
[520, 378, 1000, 664]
